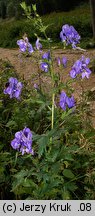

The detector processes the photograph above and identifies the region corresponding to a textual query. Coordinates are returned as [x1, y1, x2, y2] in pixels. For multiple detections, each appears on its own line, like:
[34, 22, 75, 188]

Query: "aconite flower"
[11, 127, 34, 155]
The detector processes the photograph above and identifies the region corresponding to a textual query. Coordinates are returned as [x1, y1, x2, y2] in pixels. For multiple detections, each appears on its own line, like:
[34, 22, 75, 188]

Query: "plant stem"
[51, 93, 55, 129]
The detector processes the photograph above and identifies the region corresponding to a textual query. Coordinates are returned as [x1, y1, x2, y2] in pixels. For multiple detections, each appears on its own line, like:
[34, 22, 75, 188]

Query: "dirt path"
[0, 47, 95, 126]
[0, 47, 95, 86]
[0, 47, 95, 98]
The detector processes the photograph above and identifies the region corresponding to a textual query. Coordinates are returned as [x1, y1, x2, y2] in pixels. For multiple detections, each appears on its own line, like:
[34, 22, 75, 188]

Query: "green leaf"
[14, 170, 28, 179]
[61, 109, 73, 120]
[20, 2, 31, 16]
[20, 2, 27, 11]
[46, 150, 59, 163]
[62, 190, 71, 199]
[6, 120, 17, 128]
[63, 169, 75, 179]
[64, 154, 74, 161]
[38, 135, 49, 157]
[32, 4, 37, 12]
[65, 182, 78, 192]
[23, 179, 38, 189]
[0, 100, 3, 108]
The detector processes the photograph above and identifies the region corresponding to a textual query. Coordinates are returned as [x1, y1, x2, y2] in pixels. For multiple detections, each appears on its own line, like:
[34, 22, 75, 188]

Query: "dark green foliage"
[35, 0, 89, 14]
[0, 19, 35, 48]
[90, 0, 95, 39]
[0, 0, 6, 19]
[0, 0, 89, 18]
[0, 3, 92, 48]
[0, 59, 95, 199]
[7, 2, 16, 18]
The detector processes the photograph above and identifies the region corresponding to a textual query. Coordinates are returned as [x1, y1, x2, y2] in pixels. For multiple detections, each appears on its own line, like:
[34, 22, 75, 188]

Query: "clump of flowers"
[60, 24, 80, 48]
[17, 34, 34, 54]
[11, 127, 34, 155]
[70, 56, 91, 79]
[60, 91, 75, 110]
[57, 56, 67, 67]
[4, 77, 22, 99]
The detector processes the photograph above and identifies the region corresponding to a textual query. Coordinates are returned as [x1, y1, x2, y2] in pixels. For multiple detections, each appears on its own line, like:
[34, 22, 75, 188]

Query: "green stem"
[51, 93, 55, 130]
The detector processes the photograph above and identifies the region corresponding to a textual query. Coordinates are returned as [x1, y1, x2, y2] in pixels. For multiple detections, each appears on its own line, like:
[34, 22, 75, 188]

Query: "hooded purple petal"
[35, 38, 42, 50]
[17, 38, 34, 54]
[42, 51, 51, 61]
[4, 77, 22, 99]
[11, 127, 34, 155]
[28, 43, 34, 53]
[57, 57, 61, 66]
[40, 62, 49, 72]
[62, 57, 67, 67]
[60, 24, 80, 48]
[70, 56, 91, 79]
[59, 91, 67, 110]
[60, 91, 75, 110]
[66, 96, 75, 108]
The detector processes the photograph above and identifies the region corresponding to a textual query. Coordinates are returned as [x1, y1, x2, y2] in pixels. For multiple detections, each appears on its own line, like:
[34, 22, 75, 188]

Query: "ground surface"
[0, 47, 95, 127]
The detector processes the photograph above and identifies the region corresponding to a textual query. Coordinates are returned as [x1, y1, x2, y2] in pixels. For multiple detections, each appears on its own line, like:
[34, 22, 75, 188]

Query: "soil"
[0, 47, 95, 127]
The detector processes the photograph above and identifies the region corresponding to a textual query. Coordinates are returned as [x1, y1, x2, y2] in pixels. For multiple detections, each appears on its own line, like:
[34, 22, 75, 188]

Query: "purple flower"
[60, 91, 75, 110]
[70, 56, 91, 79]
[57, 56, 67, 67]
[40, 51, 51, 72]
[28, 43, 34, 53]
[81, 68, 91, 79]
[35, 38, 42, 50]
[34, 83, 38, 89]
[57, 57, 61, 66]
[40, 62, 49, 72]
[66, 96, 75, 108]
[62, 57, 67, 67]
[17, 37, 34, 54]
[42, 51, 51, 61]
[11, 127, 34, 155]
[4, 77, 22, 99]
[60, 24, 80, 48]
[17, 39, 26, 52]
[60, 91, 67, 110]
[69, 69, 77, 78]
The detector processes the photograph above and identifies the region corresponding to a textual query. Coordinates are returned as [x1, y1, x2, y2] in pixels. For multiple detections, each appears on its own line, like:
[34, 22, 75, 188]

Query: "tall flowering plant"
[10, 2, 92, 156]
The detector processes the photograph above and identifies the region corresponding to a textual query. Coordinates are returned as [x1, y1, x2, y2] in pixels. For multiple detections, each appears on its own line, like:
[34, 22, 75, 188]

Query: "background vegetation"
[0, 0, 89, 18]
[0, 2, 93, 48]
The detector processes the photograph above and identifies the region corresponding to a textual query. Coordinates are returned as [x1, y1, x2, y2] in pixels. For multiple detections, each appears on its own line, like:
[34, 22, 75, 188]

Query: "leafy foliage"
[0, 57, 95, 199]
